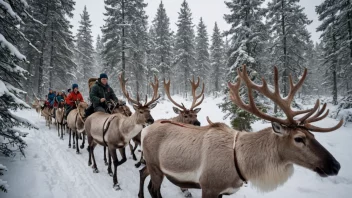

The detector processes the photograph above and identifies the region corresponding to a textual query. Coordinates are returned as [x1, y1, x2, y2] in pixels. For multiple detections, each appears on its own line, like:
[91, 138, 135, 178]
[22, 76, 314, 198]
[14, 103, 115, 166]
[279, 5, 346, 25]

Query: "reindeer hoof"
[88, 162, 92, 166]
[76, 151, 80, 154]
[113, 184, 121, 191]
[93, 169, 99, 173]
[133, 156, 137, 161]
[135, 162, 141, 168]
[80, 145, 84, 149]
[68, 145, 71, 148]
[73, 145, 76, 149]
[108, 172, 113, 177]
[105, 162, 108, 166]
[182, 189, 192, 197]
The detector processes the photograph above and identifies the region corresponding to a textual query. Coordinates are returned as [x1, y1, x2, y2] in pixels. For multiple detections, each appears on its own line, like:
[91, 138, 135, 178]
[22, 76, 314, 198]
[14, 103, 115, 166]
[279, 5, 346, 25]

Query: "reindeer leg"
[148, 166, 164, 198]
[117, 148, 127, 166]
[135, 151, 145, 168]
[129, 142, 137, 161]
[80, 132, 85, 149]
[138, 166, 150, 198]
[72, 131, 76, 149]
[76, 132, 80, 154]
[109, 147, 121, 190]
[91, 143, 99, 173]
[87, 136, 93, 166]
[57, 122, 60, 137]
[107, 150, 113, 176]
[60, 124, 64, 140]
[201, 190, 219, 198]
[104, 146, 108, 166]
[68, 128, 71, 148]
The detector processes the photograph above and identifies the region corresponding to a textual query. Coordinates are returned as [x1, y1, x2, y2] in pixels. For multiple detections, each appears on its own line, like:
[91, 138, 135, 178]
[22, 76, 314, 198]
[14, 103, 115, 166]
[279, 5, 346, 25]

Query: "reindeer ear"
[271, 122, 287, 136]
[149, 103, 157, 109]
[173, 107, 181, 114]
[193, 108, 201, 113]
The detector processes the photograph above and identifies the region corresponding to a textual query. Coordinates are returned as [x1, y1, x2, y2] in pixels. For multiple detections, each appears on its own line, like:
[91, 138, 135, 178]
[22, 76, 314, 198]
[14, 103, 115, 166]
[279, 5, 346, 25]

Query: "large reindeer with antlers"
[85, 74, 160, 190]
[139, 65, 343, 198]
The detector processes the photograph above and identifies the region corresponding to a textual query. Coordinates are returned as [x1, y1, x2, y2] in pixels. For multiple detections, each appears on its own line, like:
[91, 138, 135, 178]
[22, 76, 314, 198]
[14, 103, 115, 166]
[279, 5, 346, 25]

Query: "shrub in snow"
[331, 96, 352, 124]
[0, 0, 40, 193]
[0, 164, 8, 192]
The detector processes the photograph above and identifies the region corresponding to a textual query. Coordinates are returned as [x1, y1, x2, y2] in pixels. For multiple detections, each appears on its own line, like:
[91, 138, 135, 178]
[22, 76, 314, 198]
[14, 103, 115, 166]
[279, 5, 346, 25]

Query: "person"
[67, 88, 71, 94]
[89, 73, 119, 113]
[65, 84, 84, 117]
[56, 91, 64, 104]
[62, 90, 67, 100]
[47, 88, 56, 107]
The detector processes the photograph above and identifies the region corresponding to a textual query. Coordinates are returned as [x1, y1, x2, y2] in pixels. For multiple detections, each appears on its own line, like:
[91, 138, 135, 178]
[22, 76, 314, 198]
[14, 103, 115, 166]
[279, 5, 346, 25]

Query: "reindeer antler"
[118, 74, 142, 106]
[163, 78, 187, 110]
[144, 74, 161, 107]
[228, 65, 343, 132]
[189, 76, 205, 110]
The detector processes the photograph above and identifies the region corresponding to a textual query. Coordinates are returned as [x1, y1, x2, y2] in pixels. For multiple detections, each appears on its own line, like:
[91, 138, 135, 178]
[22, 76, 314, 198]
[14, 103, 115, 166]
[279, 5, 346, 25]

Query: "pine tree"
[209, 22, 224, 94]
[266, 0, 312, 96]
[195, 18, 210, 86]
[76, 6, 95, 96]
[95, 34, 104, 73]
[0, 0, 38, 192]
[220, 0, 268, 131]
[152, 1, 173, 81]
[101, 0, 149, 92]
[174, 0, 196, 95]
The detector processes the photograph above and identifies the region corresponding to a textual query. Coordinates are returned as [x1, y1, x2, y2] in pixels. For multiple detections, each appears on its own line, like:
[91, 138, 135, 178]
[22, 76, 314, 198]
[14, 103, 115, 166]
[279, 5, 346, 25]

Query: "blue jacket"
[48, 92, 56, 102]
[56, 95, 64, 102]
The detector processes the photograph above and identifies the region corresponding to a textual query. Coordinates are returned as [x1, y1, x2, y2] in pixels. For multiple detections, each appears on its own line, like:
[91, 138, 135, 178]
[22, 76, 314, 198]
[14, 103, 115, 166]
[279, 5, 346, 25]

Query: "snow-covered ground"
[1, 96, 352, 198]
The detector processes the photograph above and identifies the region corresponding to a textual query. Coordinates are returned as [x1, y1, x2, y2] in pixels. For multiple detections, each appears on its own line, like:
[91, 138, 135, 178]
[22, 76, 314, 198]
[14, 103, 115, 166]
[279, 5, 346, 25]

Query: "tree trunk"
[281, 0, 288, 97]
[332, 28, 338, 105]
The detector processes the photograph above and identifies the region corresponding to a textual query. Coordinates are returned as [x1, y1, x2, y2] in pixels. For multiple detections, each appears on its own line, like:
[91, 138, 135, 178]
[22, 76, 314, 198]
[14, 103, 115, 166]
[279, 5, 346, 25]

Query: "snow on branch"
[0, 34, 26, 61]
[0, 0, 23, 23]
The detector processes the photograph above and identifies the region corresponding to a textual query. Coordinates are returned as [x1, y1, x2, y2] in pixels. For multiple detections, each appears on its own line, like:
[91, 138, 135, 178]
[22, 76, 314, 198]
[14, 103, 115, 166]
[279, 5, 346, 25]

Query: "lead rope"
[102, 115, 117, 147]
[234, 132, 247, 184]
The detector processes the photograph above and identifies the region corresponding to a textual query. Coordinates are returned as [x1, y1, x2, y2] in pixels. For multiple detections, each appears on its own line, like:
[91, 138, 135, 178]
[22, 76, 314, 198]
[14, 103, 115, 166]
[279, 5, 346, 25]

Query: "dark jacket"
[89, 79, 118, 107]
[48, 92, 56, 102]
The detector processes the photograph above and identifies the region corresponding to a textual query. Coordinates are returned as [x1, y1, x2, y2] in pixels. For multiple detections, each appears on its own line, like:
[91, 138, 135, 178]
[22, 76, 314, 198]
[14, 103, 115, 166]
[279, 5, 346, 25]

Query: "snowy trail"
[1, 97, 352, 198]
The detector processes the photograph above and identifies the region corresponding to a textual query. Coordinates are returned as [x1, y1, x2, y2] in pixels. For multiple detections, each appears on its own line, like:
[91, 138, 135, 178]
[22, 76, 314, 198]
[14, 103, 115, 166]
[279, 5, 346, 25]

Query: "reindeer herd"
[32, 65, 343, 198]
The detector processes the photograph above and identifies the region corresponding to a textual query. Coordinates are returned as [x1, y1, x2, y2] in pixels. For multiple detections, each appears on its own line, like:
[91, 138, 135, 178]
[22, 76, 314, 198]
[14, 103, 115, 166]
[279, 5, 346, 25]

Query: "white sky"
[70, 0, 324, 46]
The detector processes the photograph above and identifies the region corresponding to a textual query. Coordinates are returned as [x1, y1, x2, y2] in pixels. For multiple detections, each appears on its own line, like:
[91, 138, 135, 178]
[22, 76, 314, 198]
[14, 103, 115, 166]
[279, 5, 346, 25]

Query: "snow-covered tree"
[209, 22, 224, 94]
[0, 0, 38, 192]
[152, 1, 173, 81]
[266, 0, 312, 96]
[95, 34, 104, 73]
[220, 0, 268, 130]
[174, 0, 196, 95]
[76, 6, 95, 96]
[195, 18, 210, 87]
[101, 0, 149, 92]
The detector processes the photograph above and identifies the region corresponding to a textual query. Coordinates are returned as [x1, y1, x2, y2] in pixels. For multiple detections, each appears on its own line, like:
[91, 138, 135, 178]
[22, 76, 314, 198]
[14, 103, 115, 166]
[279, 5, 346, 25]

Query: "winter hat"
[72, 84, 78, 89]
[49, 88, 52, 91]
[100, 73, 108, 79]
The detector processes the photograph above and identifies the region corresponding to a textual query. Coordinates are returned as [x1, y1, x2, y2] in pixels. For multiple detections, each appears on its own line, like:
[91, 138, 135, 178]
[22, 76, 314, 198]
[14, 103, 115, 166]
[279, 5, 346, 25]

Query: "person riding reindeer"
[65, 84, 84, 118]
[89, 73, 124, 113]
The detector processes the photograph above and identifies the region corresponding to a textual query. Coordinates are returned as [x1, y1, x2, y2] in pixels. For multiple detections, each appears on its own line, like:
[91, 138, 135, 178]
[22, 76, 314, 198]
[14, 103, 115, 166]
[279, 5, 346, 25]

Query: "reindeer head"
[164, 77, 204, 126]
[119, 74, 160, 125]
[75, 101, 88, 119]
[228, 65, 343, 178]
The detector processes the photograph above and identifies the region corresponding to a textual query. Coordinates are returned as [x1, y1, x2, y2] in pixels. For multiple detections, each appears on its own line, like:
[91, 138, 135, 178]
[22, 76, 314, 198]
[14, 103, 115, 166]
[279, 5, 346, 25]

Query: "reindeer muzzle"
[147, 118, 154, 124]
[193, 120, 201, 126]
[315, 158, 340, 177]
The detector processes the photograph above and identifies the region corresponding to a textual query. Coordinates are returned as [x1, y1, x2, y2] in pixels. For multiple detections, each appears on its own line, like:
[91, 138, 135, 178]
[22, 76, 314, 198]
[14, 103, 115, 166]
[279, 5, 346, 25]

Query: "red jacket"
[65, 91, 84, 107]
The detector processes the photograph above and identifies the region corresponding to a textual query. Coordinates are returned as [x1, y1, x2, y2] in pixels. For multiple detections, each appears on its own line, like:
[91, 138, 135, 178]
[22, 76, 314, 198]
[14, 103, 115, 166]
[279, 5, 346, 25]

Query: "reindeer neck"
[236, 128, 294, 192]
[119, 112, 143, 140]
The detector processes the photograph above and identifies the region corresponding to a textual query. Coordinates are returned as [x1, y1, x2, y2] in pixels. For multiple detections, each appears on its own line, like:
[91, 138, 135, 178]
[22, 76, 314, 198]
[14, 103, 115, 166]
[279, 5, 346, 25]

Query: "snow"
[0, 0, 23, 22]
[0, 34, 26, 61]
[1, 96, 351, 198]
[0, 80, 30, 109]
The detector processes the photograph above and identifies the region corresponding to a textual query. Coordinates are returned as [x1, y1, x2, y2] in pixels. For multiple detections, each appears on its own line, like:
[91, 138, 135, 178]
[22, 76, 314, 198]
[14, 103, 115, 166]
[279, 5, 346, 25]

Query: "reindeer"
[55, 100, 66, 140]
[66, 101, 88, 154]
[85, 74, 160, 190]
[41, 105, 53, 129]
[139, 65, 343, 198]
[32, 98, 44, 116]
[135, 76, 205, 198]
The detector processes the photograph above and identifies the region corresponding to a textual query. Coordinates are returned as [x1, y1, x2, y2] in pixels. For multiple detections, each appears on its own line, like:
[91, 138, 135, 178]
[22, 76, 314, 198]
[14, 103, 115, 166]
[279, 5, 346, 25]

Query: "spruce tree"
[152, 1, 173, 81]
[174, 0, 196, 95]
[195, 18, 210, 86]
[209, 22, 224, 94]
[0, 0, 38, 192]
[76, 6, 95, 96]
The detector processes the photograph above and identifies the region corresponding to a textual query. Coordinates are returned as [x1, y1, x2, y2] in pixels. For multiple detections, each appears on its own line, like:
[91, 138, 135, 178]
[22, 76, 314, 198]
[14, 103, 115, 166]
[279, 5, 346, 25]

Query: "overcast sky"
[70, 0, 324, 46]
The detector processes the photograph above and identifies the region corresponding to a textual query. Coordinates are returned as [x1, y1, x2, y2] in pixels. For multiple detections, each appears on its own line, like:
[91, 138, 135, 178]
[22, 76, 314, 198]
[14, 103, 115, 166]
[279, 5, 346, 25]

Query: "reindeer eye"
[294, 137, 304, 143]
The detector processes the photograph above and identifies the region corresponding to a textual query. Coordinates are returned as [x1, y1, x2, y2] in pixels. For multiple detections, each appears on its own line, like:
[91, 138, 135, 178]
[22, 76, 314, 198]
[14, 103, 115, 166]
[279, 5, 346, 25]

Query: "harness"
[102, 115, 118, 146]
